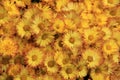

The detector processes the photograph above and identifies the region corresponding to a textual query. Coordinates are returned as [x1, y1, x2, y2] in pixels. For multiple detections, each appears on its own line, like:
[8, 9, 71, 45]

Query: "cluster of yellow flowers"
[0, 0, 120, 80]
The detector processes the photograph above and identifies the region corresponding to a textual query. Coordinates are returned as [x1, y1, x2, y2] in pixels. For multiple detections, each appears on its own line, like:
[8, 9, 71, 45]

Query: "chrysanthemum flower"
[64, 18, 76, 30]
[3, 0, 20, 16]
[44, 54, 59, 73]
[100, 60, 117, 75]
[60, 64, 77, 79]
[23, 7, 39, 20]
[64, 11, 80, 26]
[95, 13, 108, 26]
[7, 64, 21, 77]
[106, 7, 120, 17]
[62, 2, 80, 12]
[2, 21, 16, 37]
[101, 27, 112, 40]
[55, 0, 69, 11]
[76, 61, 88, 78]
[102, 39, 119, 55]
[14, 66, 32, 80]
[63, 31, 82, 49]
[22, 0, 31, 5]
[35, 3, 53, 19]
[83, 0, 93, 11]
[16, 18, 32, 38]
[0, 5, 10, 26]
[82, 49, 103, 68]
[83, 27, 101, 44]
[107, 52, 120, 63]
[52, 19, 64, 33]
[113, 30, 120, 46]
[91, 71, 108, 80]
[36, 31, 54, 47]
[102, 0, 120, 7]
[26, 48, 44, 67]
[110, 64, 120, 80]
[0, 37, 18, 57]
[11, 0, 25, 8]
[54, 51, 70, 67]
[31, 14, 43, 34]
[54, 37, 63, 51]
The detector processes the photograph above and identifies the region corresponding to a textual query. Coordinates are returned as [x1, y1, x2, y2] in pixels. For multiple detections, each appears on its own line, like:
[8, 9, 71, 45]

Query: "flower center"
[23, 25, 30, 31]
[69, 37, 75, 44]
[110, 10, 116, 16]
[58, 40, 63, 47]
[47, 60, 55, 68]
[32, 55, 38, 61]
[41, 33, 48, 40]
[95, 68, 101, 73]
[62, 58, 69, 65]
[21, 75, 27, 80]
[66, 68, 72, 74]
[87, 56, 93, 62]
[106, 44, 111, 50]
[78, 66, 83, 71]
[56, 25, 60, 29]
[88, 35, 94, 41]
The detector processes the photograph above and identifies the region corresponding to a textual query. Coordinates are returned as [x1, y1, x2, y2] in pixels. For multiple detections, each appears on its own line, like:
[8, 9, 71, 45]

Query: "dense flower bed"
[0, 0, 120, 80]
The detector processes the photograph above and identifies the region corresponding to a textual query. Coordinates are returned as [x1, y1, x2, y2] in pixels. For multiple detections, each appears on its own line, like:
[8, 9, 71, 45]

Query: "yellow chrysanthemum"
[102, 0, 120, 7]
[84, 0, 92, 11]
[54, 37, 63, 51]
[100, 60, 117, 75]
[23, 7, 39, 20]
[101, 27, 112, 40]
[55, 0, 69, 11]
[64, 18, 76, 30]
[26, 48, 44, 67]
[82, 49, 103, 68]
[31, 15, 43, 34]
[79, 19, 90, 28]
[22, 0, 31, 5]
[60, 64, 77, 79]
[81, 11, 94, 20]
[102, 39, 119, 55]
[92, 0, 103, 13]
[0, 5, 10, 26]
[62, 2, 80, 12]
[16, 18, 32, 38]
[64, 11, 80, 26]
[36, 31, 54, 47]
[52, 19, 64, 33]
[0, 37, 18, 57]
[77, 60, 88, 78]
[95, 13, 108, 26]
[83, 27, 101, 44]
[107, 7, 120, 17]
[44, 54, 59, 73]
[10, 0, 25, 8]
[2, 21, 16, 37]
[14, 67, 35, 80]
[63, 31, 82, 48]
[91, 71, 107, 80]
[113, 30, 120, 46]
[7, 64, 21, 77]
[35, 3, 53, 19]
[107, 52, 120, 63]
[54, 51, 70, 67]
[3, 0, 20, 16]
